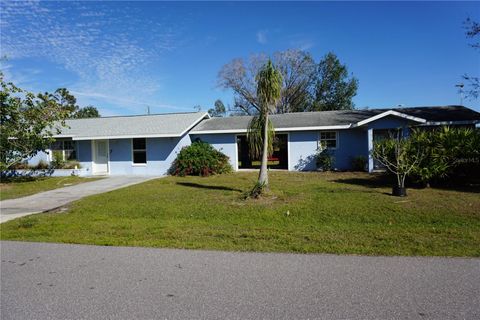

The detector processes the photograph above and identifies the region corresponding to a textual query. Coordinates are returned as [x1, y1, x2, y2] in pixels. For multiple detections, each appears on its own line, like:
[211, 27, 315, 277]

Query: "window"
[51, 140, 77, 161]
[319, 131, 337, 149]
[132, 138, 147, 164]
[63, 141, 77, 160]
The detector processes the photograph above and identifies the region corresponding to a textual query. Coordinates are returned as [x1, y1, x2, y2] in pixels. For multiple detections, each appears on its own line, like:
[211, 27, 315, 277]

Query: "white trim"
[190, 125, 351, 135]
[421, 120, 479, 126]
[355, 110, 426, 127]
[196, 129, 248, 135]
[367, 128, 374, 173]
[318, 130, 339, 150]
[179, 112, 210, 137]
[91, 139, 110, 175]
[234, 134, 239, 171]
[73, 133, 184, 141]
[287, 132, 291, 171]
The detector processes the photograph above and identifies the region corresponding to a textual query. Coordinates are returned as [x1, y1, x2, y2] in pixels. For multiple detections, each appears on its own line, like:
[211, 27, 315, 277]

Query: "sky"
[1, 1, 479, 116]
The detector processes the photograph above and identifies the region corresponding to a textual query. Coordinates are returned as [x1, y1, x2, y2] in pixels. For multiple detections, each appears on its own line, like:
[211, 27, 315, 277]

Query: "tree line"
[208, 50, 358, 117]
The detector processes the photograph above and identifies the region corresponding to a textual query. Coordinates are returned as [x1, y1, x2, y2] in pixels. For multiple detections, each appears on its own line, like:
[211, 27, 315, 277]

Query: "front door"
[93, 140, 109, 175]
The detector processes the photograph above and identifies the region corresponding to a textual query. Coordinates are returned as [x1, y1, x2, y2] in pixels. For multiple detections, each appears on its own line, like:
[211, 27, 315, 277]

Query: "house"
[28, 112, 209, 176]
[27, 105, 480, 176]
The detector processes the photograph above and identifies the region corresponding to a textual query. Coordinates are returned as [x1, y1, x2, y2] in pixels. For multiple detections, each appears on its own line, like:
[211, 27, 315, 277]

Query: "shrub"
[351, 156, 367, 172]
[409, 127, 480, 186]
[51, 151, 65, 169]
[315, 147, 335, 171]
[170, 141, 233, 176]
[32, 160, 50, 170]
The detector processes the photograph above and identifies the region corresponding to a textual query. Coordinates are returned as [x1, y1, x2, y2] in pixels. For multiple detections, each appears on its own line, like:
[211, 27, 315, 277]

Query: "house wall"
[26, 151, 50, 167]
[335, 129, 368, 169]
[190, 134, 238, 170]
[288, 129, 368, 171]
[78, 140, 92, 176]
[107, 134, 191, 175]
[288, 131, 318, 171]
[191, 130, 370, 172]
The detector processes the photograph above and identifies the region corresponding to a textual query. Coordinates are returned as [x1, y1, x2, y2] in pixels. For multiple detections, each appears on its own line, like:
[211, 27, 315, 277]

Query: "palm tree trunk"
[258, 113, 269, 190]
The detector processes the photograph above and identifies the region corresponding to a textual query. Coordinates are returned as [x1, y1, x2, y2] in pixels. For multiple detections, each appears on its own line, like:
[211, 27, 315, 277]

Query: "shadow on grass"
[332, 175, 393, 189]
[176, 182, 243, 193]
[334, 175, 480, 194]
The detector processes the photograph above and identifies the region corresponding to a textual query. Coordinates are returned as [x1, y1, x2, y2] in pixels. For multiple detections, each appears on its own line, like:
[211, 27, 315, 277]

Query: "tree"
[371, 130, 423, 196]
[0, 75, 69, 171]
[218, 49, 317, 115]
[463, 18, 479, 100]
[47, 88, 100, 118]
[247, 60, 282, 197]
[51, 88, 78, 114]
[275, 50, 316, 113]
[74, 105, 100, 118]
[311, 52, 358, 111]
[208, 99, 226, 117]
[464, 17, 480, 49]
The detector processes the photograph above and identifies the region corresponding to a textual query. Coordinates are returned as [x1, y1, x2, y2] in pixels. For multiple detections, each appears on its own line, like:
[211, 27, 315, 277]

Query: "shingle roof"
[191, 106, 480, 133]
[54, 112, 208, 140]
[392, 106, 480, 122]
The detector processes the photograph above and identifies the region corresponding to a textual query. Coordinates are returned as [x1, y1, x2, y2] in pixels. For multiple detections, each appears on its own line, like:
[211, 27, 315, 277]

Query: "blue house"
[28, 106, 480, 176]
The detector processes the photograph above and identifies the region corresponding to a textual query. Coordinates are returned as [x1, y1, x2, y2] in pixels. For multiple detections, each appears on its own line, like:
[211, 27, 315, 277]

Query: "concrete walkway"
[1, 241, 479, 320]
[0, 176, 158, 223]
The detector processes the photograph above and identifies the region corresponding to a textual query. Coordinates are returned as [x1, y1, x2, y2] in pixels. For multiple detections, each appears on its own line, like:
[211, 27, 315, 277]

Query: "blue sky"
[1, 1, 479, 116]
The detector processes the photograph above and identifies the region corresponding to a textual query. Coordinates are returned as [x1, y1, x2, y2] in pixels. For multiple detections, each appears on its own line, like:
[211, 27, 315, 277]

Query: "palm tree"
[247, 60, 282, 197]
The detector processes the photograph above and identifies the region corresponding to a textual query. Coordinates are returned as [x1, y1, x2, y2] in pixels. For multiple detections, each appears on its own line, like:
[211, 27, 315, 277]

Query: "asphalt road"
[1, 241, 479, 320]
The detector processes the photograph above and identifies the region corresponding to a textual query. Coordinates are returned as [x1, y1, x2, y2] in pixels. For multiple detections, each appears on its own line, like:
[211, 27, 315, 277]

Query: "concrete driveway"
[1, 241, 479, 320]
[0, 176, 157, 223]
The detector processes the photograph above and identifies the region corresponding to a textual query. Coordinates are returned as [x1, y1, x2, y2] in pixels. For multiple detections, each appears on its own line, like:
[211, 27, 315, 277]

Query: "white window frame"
[318, 131, 338, 150]
[131, 138, 147, 166]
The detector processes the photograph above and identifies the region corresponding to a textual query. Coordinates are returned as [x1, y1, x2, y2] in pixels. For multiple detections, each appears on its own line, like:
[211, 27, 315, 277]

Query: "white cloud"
[256, 30, 268, 44]
[287, 34, 315, 51]
[0, 0, 183, 114]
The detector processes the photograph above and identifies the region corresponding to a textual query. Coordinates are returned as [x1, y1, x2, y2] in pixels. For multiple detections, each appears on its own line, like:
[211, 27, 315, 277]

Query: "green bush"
[409, 127, 480, 186]
[351, 156, 367, 172]
[315, 147, 335, 171]
[170, 141, 233, 176]
[51, 151, 65, 169]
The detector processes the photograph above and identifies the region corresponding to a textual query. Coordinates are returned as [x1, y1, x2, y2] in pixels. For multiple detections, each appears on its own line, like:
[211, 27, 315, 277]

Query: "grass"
[0, 176, 100, 201]
[1, 171, 479, 257]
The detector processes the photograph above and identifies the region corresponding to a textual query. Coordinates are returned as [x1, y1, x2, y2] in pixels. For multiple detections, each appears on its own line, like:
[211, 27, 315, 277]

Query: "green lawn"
[1, 172, 479, 256]
[0, 176, 100, 201]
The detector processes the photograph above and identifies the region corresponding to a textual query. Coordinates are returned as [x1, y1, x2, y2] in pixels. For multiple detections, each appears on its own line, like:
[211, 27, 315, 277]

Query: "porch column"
[367, 128, 374, 173]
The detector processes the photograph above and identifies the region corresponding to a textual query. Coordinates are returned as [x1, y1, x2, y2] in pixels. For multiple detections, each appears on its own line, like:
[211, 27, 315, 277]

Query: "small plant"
[170, 141, 233, 176]
[351, 156, 367, 172]
[315, 147, 335, 171]
[51, 151, 65, 169]
[372, 130, 423, 196]
[247, 180, 266, 199]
